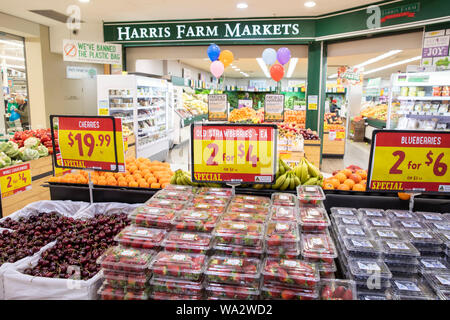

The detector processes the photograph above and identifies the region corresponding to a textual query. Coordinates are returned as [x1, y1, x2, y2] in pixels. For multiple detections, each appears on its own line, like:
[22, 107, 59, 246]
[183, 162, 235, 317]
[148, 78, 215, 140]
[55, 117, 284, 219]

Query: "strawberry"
[342, 289, 354, 300]
[278, 268, 291, 283]
[334, 286, 346, 298]
[321, 285, 333, 300]
[224, 285, 236, 299]
[281, 290, 295, 300]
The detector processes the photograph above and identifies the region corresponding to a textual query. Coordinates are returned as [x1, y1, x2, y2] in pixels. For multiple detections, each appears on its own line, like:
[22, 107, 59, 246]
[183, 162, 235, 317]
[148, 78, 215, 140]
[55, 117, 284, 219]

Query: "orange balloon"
[219, 50, 234, 68]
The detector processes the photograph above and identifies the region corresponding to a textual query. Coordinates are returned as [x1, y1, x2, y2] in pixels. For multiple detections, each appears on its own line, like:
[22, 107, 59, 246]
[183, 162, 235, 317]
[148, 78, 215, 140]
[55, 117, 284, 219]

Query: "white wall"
[49, 23, 104, 54]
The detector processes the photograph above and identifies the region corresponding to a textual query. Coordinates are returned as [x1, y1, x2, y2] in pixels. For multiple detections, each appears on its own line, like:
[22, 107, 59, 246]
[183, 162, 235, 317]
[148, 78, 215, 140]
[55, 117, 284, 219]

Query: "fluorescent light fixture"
[257, 58, 271, 78]
[0, 55, 25, 61]
[286, 58, 298, 78]
[79, 0, 90, 3]
[0, 40, 23, 47]
[354, 50, 402, 69]
[364, 56, 422, 75]
[304, 1, 316, 8]
[328, 73, 338, 79]
[236, 68, 241, 71]
[4, 64, 25, 69]
[236, 2, 248, 9]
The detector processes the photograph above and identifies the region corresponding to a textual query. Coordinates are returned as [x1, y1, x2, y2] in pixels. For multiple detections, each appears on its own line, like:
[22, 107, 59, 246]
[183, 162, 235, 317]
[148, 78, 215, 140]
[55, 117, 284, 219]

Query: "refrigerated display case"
[387, 71, 450, 131]
[97, 74, 170, 160]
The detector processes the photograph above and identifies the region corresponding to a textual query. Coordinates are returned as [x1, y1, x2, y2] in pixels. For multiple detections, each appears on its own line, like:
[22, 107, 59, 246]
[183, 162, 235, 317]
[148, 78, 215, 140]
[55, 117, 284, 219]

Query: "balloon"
[262, 48, 277, 65]
[210, 60, 225, 78]
[277, 47, 291, 65]
[270, 64, 285, 82]
[219, 50, 234, 68]
[207, 44, 221, 62]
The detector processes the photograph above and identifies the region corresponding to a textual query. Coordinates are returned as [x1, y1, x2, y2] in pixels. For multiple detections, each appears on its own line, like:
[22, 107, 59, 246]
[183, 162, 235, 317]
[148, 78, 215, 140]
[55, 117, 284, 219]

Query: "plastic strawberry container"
[102, 269, 152, 290]
[415, 211, 446, 223]
[150, 251, 206, 281]
[389, 277, 436, 300]
[296, 185, 326, 204]
[393, 219, 429, 231]
[299, 207, 331, 232]
[231, 195, 271, 206]
[402, 229, 443, 251]
[97, 246, 155, 273]
[371, 228, 405, 241]
[162, 231, 212, 254]
[271, 193, 297, 207]
[261, 257, 319, 288]
[261, 282, 318, 300]
[426, 221, 450, 232]
[364, 217, 394, 229]
[337, 225, 372, 239]
[300, 231, 337, 264]
[347, 258, 392, 284]
[152, 189, 193, 202]
[150, 291, 203, 300]
[319, 279, 357, 300]
[265, 221, 299, 249]
[98, 282, 150, 300]
[129, 207, 177, 229]
[114, 226, 167, 250]
[193, 195, 230, 206]
[418, 257, 450, 274]
[205, 282, 260, 300]
[332, 216, 362, 227]
[341, 236, 381, 259]
[205, 255, 261, 287]
[213, 221, 265, 246]
[227, 202, 270, 215]
[149, 276, 204, 296]
[379, 240, 421, 261]
[221, 211, 269, 224]
[330, 207, 359, 218]
[269, 206, 298, 222]
[213, 240, 264, 258]
[145, 198, 186, 211]
[172, 210, 219, 233]
[357, 208, 387, 219]
[386, 210, 417, 221]
[266, 245, 300, 259]
[423, 272, 450, 292]
[195, 187, 233, 197]
[304, 257, 337, 277]
[164, 184, 195, 193]
[192, 202, 227, 215]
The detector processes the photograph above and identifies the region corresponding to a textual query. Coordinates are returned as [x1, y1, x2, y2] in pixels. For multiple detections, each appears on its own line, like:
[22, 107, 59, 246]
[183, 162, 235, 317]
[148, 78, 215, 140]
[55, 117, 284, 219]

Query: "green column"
[306, 41, 327, 165]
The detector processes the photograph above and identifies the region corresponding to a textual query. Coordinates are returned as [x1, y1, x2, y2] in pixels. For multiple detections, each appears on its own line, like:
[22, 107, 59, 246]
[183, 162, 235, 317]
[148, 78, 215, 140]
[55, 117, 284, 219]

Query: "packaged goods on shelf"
[205, 255, 262, 287]
[150, 251, 206, 281]
[162, 231, 212, 254]
[319, 279, 356, 300]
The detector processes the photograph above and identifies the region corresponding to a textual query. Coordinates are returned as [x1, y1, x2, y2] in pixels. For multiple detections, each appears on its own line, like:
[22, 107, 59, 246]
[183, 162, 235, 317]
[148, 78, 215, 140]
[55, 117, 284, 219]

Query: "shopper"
[330, 99, 339, 114]
[14, 95, 30, 129]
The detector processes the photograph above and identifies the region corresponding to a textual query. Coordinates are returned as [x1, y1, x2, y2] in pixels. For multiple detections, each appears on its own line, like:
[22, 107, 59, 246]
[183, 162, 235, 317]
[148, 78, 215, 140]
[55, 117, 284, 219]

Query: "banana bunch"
[276, 159, 292, 179]
[272, 170, 301, 191]
[292, 158, 323, 186]
[269, 158, 323, 190]
[170, 169, 221, 188]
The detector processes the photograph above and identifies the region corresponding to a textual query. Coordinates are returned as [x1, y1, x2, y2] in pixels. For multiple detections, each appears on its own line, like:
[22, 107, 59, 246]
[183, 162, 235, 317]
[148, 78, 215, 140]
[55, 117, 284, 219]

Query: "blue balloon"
[10, 110, 20, 121]
[207, 44, 221, 62]
[262, 48, 277, 65]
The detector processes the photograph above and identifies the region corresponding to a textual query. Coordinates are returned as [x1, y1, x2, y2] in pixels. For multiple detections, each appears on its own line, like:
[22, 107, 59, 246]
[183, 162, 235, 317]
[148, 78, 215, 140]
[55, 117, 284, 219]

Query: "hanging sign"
[0, 163, 32, 198]
[51, 115, 125, 172]
[421, 29, 450, 70]
[264, 94, 284, 122]
[208, 94, 228, 121]
[63, 40, 122, 65]
[307, 95, 318, 110]
[367, 130, 450, 193]
[337, 66, 363, 86]
[191, 123, 277, 184]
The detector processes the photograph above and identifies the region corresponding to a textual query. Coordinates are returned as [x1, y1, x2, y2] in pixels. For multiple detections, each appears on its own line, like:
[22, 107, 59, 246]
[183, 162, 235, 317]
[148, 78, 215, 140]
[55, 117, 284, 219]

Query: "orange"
[128, 166, 138, 174]
[104, 172, 114, 178]
[353, 184, 366, 191]
[141, 169, 151, 176]
[138, 178, 147, 185]
[323, 182, 334, 190]
[144, 173, 153, 180]
[361, 180, 367, 185]
[151, 182, 161, 189]
[118, 180, 128, 187]
[341, 169, 352, 178]
[335, 173, 347, 184]
[329, 178, 340, 189]
[133, 173, 143, 180]
[343, 179, 355, 189]
[147, 177, 157, 185]
[161, 183, 169, 189]
[337, 184, 350, 191]
[125, 175, 134, 183]
[349, 173, 362, 184]
[128, 181, 139, 188]
[139, 181, 149, 188]
[398, 192, 411, 200]
[356, 169, 367, 180]
[159, 178, 170, 184]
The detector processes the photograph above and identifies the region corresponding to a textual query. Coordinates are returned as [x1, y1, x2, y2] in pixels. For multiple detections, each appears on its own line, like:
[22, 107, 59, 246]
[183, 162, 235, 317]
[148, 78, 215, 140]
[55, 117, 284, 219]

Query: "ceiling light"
[78, 0, 90, 3]
[236, 68, 241, 71]
[364, 56, 422, 75]
[286, 58, 298, 78]
[354, 50, 402, 69]
[257, 58, 271, 78]
[236, 3, 248, 9]
[0, 55, 25, 62]
[3, 64, 25, 69]
[0, 40, 23, 47]
[328, 73, 338, 79]
[304, 1, 316, 8]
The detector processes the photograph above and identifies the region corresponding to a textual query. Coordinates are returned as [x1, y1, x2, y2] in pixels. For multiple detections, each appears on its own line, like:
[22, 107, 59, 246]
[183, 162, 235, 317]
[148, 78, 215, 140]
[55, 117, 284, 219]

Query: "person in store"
[14, 95, 30, 129]
[330, 99, 339, 114]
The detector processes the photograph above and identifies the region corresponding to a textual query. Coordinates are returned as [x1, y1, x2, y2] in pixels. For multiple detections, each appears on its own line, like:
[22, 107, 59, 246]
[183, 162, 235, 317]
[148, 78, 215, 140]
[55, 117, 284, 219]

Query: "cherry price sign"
[368, 130, 450, 193]
[191, 123, 277, 184]
[52, 116, 125, 172]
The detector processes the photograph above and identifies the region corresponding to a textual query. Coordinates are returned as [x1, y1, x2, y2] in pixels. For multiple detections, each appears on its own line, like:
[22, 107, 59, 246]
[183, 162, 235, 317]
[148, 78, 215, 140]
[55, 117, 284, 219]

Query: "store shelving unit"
[97, 75, 170, 161]
[387, 71, 450, 131]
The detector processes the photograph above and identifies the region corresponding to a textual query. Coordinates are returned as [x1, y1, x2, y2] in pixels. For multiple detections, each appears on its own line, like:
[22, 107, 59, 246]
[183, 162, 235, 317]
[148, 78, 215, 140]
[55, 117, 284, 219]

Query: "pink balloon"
[210, 61, 224, 78]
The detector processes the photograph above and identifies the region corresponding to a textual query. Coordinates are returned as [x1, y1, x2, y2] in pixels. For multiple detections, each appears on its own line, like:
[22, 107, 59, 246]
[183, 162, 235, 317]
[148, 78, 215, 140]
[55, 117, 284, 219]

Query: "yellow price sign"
[0, 163, 32, 198]
[191, 124, 277, 184]
[368, 131, 450, 192]
[55, 116, 125, 172]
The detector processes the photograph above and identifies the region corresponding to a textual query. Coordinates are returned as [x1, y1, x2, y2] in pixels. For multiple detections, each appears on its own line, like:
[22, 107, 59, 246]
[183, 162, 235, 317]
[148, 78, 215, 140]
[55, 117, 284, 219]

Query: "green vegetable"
[4, 141, 19, 158]
[36, 145, 49, 157]
[24, 137, 40, 149]
[21, 148, 40, 161]
[0, 142, 8, 153]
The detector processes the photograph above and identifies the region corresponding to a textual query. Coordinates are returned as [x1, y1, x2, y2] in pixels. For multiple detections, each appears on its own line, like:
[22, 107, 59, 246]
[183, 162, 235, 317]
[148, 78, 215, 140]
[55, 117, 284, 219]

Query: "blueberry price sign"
[367, 130, 450, 193]
[191, 123, 277, 184]
[50, 115, 125, 172]
[0, 163, 32, 198]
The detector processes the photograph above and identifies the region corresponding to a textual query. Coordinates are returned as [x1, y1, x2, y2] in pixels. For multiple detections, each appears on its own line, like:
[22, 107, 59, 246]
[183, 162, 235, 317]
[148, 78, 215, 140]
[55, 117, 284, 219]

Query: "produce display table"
[303, 139, 321, 168]
[322, 132, 345, 157]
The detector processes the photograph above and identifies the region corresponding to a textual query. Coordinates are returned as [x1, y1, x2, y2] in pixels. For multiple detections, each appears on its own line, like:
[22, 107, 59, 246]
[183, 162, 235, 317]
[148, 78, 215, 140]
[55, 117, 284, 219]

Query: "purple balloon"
[277, 47, 291, 65]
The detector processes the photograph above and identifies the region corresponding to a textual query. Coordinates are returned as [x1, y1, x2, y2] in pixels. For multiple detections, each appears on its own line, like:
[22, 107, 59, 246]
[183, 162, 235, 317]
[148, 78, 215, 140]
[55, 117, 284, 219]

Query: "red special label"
[369, 131, 450, 193]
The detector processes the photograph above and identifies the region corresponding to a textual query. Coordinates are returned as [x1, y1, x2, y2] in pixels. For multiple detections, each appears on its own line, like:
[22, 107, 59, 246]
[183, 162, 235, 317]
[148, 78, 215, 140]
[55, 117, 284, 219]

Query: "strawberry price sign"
[51, 115, 125, 172]
[368, 130, 450, 193]
[191, 123, 277, 184]
[0, 163, 32, 198]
